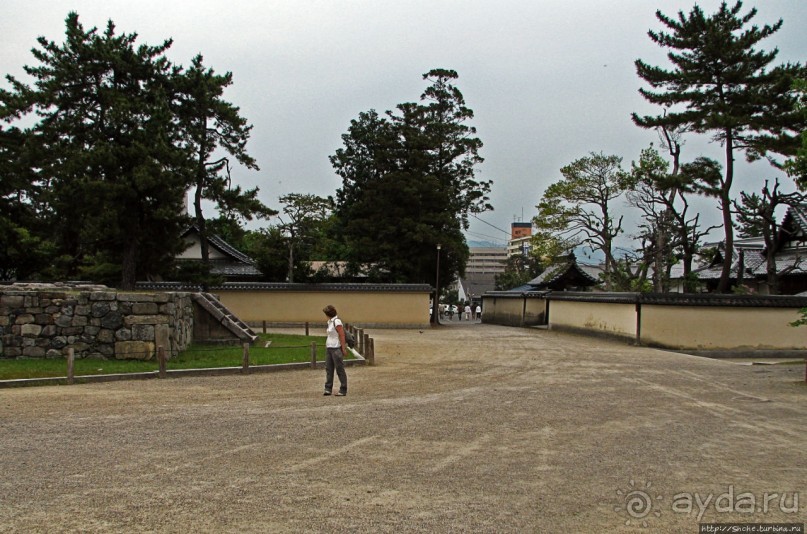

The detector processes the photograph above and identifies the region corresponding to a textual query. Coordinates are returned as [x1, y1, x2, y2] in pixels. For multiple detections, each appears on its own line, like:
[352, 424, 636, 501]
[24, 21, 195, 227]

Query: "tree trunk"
[121, 237, 139, 290]
[194, 123, 210, 265]
[717, 134, 735, 293]
[194, 183, 208, 263]
[287, 242, 294, 283]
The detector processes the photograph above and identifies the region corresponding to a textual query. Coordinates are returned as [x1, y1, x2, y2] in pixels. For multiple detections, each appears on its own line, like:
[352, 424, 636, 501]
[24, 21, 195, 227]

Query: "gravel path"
[0, 323, 805, 533]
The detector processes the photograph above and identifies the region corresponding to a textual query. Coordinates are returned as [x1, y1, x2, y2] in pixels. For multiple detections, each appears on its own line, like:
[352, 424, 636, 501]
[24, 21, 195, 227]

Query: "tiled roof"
[526, 259, 600, 289]
[137, 281, 432, 292]
[181, 225, 257, 265]
[207, 261, 262, 277]
[785, 204, 807, 235]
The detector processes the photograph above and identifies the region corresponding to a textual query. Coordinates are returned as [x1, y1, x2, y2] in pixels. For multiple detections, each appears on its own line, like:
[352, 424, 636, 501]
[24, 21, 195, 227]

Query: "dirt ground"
[0, 323, 805, 533]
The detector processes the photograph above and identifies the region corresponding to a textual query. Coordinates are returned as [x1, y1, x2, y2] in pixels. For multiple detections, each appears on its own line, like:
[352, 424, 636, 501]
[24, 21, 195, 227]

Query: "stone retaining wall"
[0, 285, 194, 360]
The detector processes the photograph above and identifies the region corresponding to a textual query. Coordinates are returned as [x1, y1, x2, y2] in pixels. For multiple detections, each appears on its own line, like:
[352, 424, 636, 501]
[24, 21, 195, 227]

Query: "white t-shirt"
[326, 317, 343, 348]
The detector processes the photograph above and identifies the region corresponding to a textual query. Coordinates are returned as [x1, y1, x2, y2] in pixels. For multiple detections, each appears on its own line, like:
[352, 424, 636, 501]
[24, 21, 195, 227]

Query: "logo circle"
[625, 490, 653, 519]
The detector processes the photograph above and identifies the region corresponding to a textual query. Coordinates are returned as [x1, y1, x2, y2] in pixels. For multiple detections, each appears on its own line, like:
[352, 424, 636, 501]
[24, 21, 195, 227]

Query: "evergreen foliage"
[330, 69, 492, 286]
[0, 13, 267, 288]
[633, 1, 805, 292]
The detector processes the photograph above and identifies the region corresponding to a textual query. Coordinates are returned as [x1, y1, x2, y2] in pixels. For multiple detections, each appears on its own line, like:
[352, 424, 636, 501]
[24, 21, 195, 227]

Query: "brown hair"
[322, 305, 337, 318]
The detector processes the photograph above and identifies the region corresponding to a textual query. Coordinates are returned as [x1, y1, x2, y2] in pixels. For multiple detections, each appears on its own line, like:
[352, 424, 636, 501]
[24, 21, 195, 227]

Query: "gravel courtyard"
[0, 323, 804, 533]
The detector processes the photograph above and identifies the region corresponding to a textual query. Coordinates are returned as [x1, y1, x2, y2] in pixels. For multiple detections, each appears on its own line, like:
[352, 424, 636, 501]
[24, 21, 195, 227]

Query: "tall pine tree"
[1, 13, 190, 288]
[173, 54, 272, 271]
[632, 1, 804, 292]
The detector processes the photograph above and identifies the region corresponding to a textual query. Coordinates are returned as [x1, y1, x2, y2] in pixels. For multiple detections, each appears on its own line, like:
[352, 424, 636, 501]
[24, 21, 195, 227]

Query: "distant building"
[669, 204, 807, 294]
[466, 247, 508, 275]
[459, 245, 508, 306]
[508, 222, 532, 257]
[515, 254, 600, 292]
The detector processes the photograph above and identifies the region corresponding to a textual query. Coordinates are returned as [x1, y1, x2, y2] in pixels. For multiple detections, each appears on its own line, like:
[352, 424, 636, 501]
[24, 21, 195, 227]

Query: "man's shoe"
[323, 390, 332, 396]
[335, 391, 346, 396]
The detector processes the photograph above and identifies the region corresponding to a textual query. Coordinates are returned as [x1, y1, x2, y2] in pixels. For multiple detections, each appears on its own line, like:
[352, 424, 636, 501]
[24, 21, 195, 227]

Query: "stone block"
[71, 315, 88, 327]
[132, 324, 155, 341]
[98, 329, 115, 343]
[75, 304, 92, 316]
[46, 349, 63, 359]
[20, 324, 42, 337]
[90, 291, 117, 301]
[35, 314, 52, 324]
[1, 295, 24, 308]
[61, 327, 84, 336]
[15, 314, 35, 325]
[117, 293, 155, 302]
[91, 303, 111, 317]
[84, 326, 100, 336]
[115, 341, 155, 360]
[4, 347, 21, 357]
[41, 325, 57, 337]
[124, 315, 170, 326]
[132, 302, 159, 315]
[0, 316, 8, 327]
[101, 312, 123, 329]
[55, 314, 73, 328]
[115, 328, 132, 341]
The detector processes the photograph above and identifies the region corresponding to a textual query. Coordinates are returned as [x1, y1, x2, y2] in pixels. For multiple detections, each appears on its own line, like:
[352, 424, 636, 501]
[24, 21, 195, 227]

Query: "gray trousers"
[325, 347, 347, 393]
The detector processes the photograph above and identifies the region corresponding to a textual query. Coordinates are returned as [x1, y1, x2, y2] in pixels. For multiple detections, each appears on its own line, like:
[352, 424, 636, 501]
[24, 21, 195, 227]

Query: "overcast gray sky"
[3, 1, 805, 250]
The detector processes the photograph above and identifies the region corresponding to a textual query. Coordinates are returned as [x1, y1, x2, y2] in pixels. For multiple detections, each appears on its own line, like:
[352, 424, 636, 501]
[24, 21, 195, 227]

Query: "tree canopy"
[532, 153, 633, 289]
[0, 13, 267, 288]
[633, 1, 805, 292]
[331, 69, 492, 287]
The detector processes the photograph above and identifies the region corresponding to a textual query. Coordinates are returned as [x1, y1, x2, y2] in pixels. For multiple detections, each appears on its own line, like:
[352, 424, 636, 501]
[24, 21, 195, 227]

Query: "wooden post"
[242, 343, 250, 373]
[305, 322, 309, 336]
[158, 346, 167, 379]
[66, 348, 75, 385]
[368, 338, 375, 366]
[262, 320, 267, 334]
[310, 342, 317, 368]
[357, 328, 364, 355]
[363, 332, 370, 361]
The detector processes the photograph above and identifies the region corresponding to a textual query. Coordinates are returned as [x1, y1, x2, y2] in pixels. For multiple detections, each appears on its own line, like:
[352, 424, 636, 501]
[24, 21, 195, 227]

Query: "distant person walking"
[476, 304, 482, 321]
[322, 305, 347, 396]
[464, 304, 471, 321]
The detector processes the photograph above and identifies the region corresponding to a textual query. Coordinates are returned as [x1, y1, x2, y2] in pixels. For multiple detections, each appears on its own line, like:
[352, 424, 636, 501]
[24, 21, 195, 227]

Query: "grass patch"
[0, 333, 353, 380]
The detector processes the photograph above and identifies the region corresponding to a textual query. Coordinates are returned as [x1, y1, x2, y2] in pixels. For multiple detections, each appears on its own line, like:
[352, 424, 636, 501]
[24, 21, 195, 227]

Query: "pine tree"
[1, 13, 190, 288]
[532, 153, 634, 290]
[633, 1, 804, 292]
[173, 55, 272, 271]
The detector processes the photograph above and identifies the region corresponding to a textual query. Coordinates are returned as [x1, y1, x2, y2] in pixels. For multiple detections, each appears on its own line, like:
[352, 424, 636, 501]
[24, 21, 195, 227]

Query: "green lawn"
[0, 333, 352, 380]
